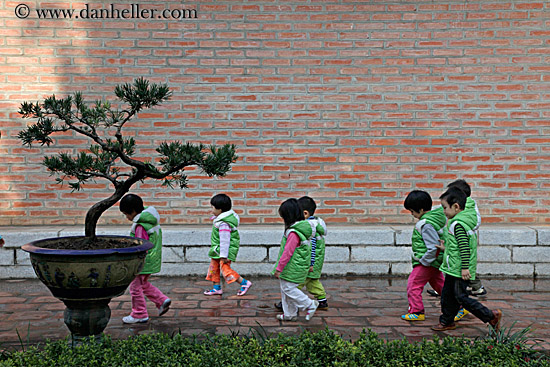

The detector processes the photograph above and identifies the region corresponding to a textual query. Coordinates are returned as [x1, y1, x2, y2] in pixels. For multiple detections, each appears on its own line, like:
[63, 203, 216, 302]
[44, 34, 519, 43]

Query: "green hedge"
[0, 329, 547, 367]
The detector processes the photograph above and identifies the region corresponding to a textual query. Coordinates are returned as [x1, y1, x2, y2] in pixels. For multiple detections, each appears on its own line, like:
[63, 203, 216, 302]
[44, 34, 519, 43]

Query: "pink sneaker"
[237, 280, 252, 296]
[204, 288, 223, 296]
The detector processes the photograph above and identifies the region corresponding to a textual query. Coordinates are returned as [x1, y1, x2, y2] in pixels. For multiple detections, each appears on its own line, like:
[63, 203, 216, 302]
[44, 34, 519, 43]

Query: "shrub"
[0, 329, 548, 367]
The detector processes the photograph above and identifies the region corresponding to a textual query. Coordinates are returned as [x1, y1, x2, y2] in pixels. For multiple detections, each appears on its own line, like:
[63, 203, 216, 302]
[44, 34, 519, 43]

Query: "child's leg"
[220, 261, 240, 284]
[455, 278, 496, 323]
[205, 258, 222, 285]
[439, 275, 462, 326]
[304, 278, 327, 301]
[468, 278, 487, 295]
[205, 259, 223, 294]
[427, 268, 445, 297]
[129, 274, 149, 318]
[281, 279, 315, 312]
[406, 265, 432, 314]
[279, 279, 299, 317]
[220, 261, 252, 295]
[141, 274, 170, 308]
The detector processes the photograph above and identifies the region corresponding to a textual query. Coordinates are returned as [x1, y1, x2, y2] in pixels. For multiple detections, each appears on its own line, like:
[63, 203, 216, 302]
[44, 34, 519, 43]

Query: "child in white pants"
[272, 198, 318, 321]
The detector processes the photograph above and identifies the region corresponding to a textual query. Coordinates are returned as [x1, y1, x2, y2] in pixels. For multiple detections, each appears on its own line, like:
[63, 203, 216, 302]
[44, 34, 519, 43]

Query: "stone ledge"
[1, 225, 545, 247]
[0, 225, 548, 279]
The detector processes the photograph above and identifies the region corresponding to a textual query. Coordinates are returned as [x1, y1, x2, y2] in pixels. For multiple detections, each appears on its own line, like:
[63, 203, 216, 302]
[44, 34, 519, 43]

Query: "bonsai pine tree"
[18, 77, 237, 240]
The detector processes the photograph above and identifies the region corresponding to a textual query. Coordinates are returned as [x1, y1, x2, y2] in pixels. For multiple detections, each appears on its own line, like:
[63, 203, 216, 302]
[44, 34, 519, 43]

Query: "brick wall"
[0, 1, 549, 227]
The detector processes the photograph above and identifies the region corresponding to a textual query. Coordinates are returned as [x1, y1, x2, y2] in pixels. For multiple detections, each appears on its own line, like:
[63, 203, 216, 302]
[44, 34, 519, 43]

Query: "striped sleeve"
[454, 224, 470, 269]
[310, 236, 317, 266]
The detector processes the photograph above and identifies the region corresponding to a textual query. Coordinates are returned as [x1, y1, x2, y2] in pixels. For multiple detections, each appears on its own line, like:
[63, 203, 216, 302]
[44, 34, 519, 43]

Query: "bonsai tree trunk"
[84, 176, 143, 239]
[85, 190, 125, 239]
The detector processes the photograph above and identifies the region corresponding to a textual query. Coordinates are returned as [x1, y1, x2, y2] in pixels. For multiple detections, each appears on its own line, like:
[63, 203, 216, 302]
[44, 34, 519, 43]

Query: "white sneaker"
[276, 314, 297, 321]
[305, 300, 319, 321]
[158, 298, 171, 316]
[122, 315, 149, 324]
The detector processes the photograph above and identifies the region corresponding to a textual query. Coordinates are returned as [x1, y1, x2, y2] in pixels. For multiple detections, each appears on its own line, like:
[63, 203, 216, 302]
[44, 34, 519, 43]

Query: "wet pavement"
[0, 276, 549, 350]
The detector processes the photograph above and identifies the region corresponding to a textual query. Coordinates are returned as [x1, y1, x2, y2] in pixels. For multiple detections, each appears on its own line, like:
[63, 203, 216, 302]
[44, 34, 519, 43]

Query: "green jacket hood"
[310, 216, 327, 236]
[465, 197, 481, 231]
[130, 206, 162, 275]
[131, 206, 160, 234]
[213, 210, 240, 227]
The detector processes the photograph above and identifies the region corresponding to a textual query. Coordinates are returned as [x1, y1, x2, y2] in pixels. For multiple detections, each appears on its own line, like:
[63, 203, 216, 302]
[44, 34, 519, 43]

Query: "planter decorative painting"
[23, 236, 153, 341]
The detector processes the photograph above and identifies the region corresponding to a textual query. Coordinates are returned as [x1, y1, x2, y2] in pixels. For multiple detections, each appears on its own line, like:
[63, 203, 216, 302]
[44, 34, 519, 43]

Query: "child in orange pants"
[203, 194, 252, 296]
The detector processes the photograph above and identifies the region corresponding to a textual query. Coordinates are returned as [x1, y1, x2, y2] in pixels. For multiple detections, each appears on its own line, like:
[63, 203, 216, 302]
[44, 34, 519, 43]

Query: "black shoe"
[317, 300, 328, 310]
[274, 301, 283, 311]
[469, 286, 487, 297]
[427, 289, 440, 297]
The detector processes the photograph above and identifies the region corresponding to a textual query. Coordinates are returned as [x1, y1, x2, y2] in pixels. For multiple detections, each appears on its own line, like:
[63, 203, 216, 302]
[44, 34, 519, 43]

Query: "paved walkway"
[0, 276, 549, 350]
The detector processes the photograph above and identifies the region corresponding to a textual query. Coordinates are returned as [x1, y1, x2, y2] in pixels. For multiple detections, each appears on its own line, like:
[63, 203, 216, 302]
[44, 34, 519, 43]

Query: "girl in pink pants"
[120, 194, 171, 324]
[402, 190, 447, 321]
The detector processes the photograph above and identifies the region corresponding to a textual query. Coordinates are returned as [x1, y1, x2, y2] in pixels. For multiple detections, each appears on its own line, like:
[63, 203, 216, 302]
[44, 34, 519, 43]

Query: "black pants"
[440, 274, 494, 326]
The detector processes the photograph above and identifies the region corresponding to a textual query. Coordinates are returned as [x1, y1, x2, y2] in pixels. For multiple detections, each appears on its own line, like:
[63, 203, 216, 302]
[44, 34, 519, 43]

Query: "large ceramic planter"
[22, 235, 153, 342]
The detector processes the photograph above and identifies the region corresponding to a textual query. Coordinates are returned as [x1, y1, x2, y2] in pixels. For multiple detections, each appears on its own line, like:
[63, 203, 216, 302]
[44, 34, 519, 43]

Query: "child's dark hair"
[439, 187, 467, 210]
[447, 179, 471, 197]
[297, 196, 316, 216]
[210, 193, 232, 212]
[404, 190, 432, 213]
[278, 198, 305, 230]
[120, 194, 144, 214]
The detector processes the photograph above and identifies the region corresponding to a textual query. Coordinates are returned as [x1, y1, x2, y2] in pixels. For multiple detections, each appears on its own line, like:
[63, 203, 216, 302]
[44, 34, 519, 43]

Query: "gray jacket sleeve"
[419, 223, 440, 267]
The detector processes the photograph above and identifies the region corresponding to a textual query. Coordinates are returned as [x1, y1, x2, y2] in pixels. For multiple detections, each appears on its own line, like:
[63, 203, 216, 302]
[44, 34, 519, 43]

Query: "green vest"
[272, 220, 313, 284]
[411, 208, 446, 269]
[130, 206, 162, 275]
[440, 209, 479, 279]
[209, 210, 240, 261]
[307, 216, 327, 279]
[465, 197, 481, 232]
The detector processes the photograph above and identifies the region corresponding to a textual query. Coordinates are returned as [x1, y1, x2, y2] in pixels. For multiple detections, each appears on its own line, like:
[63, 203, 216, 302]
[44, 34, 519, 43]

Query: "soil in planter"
[38, 237, 140, 250]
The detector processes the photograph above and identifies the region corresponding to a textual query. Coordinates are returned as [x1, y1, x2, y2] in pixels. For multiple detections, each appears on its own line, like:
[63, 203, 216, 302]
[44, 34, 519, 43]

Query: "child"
[448, 180, 485, 290]
[120, 194, 171, 324]
[274, 196, 329, 311]
[204, 193, 252, 296]
[273, 198, 319, 321]
[401, 190, 446, 322]
[431, 187, 501, 332]
[429, 180, 486, 320]
[298, 196, 329, 309]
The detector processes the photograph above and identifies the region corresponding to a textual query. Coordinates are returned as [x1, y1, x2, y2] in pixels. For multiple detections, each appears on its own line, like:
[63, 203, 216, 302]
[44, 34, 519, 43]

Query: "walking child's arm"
[455, 223, 471, 280]
[134, 225, 149, 241]
[310, 236, 317, 268]
[218, 222, 231, 260]
[276, 232, 300, 273]
[419, 223, 440, 267]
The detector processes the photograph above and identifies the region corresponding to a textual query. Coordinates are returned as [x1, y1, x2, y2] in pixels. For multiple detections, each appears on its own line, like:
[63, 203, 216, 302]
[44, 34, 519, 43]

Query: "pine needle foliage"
[18, 78, 237, 239]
